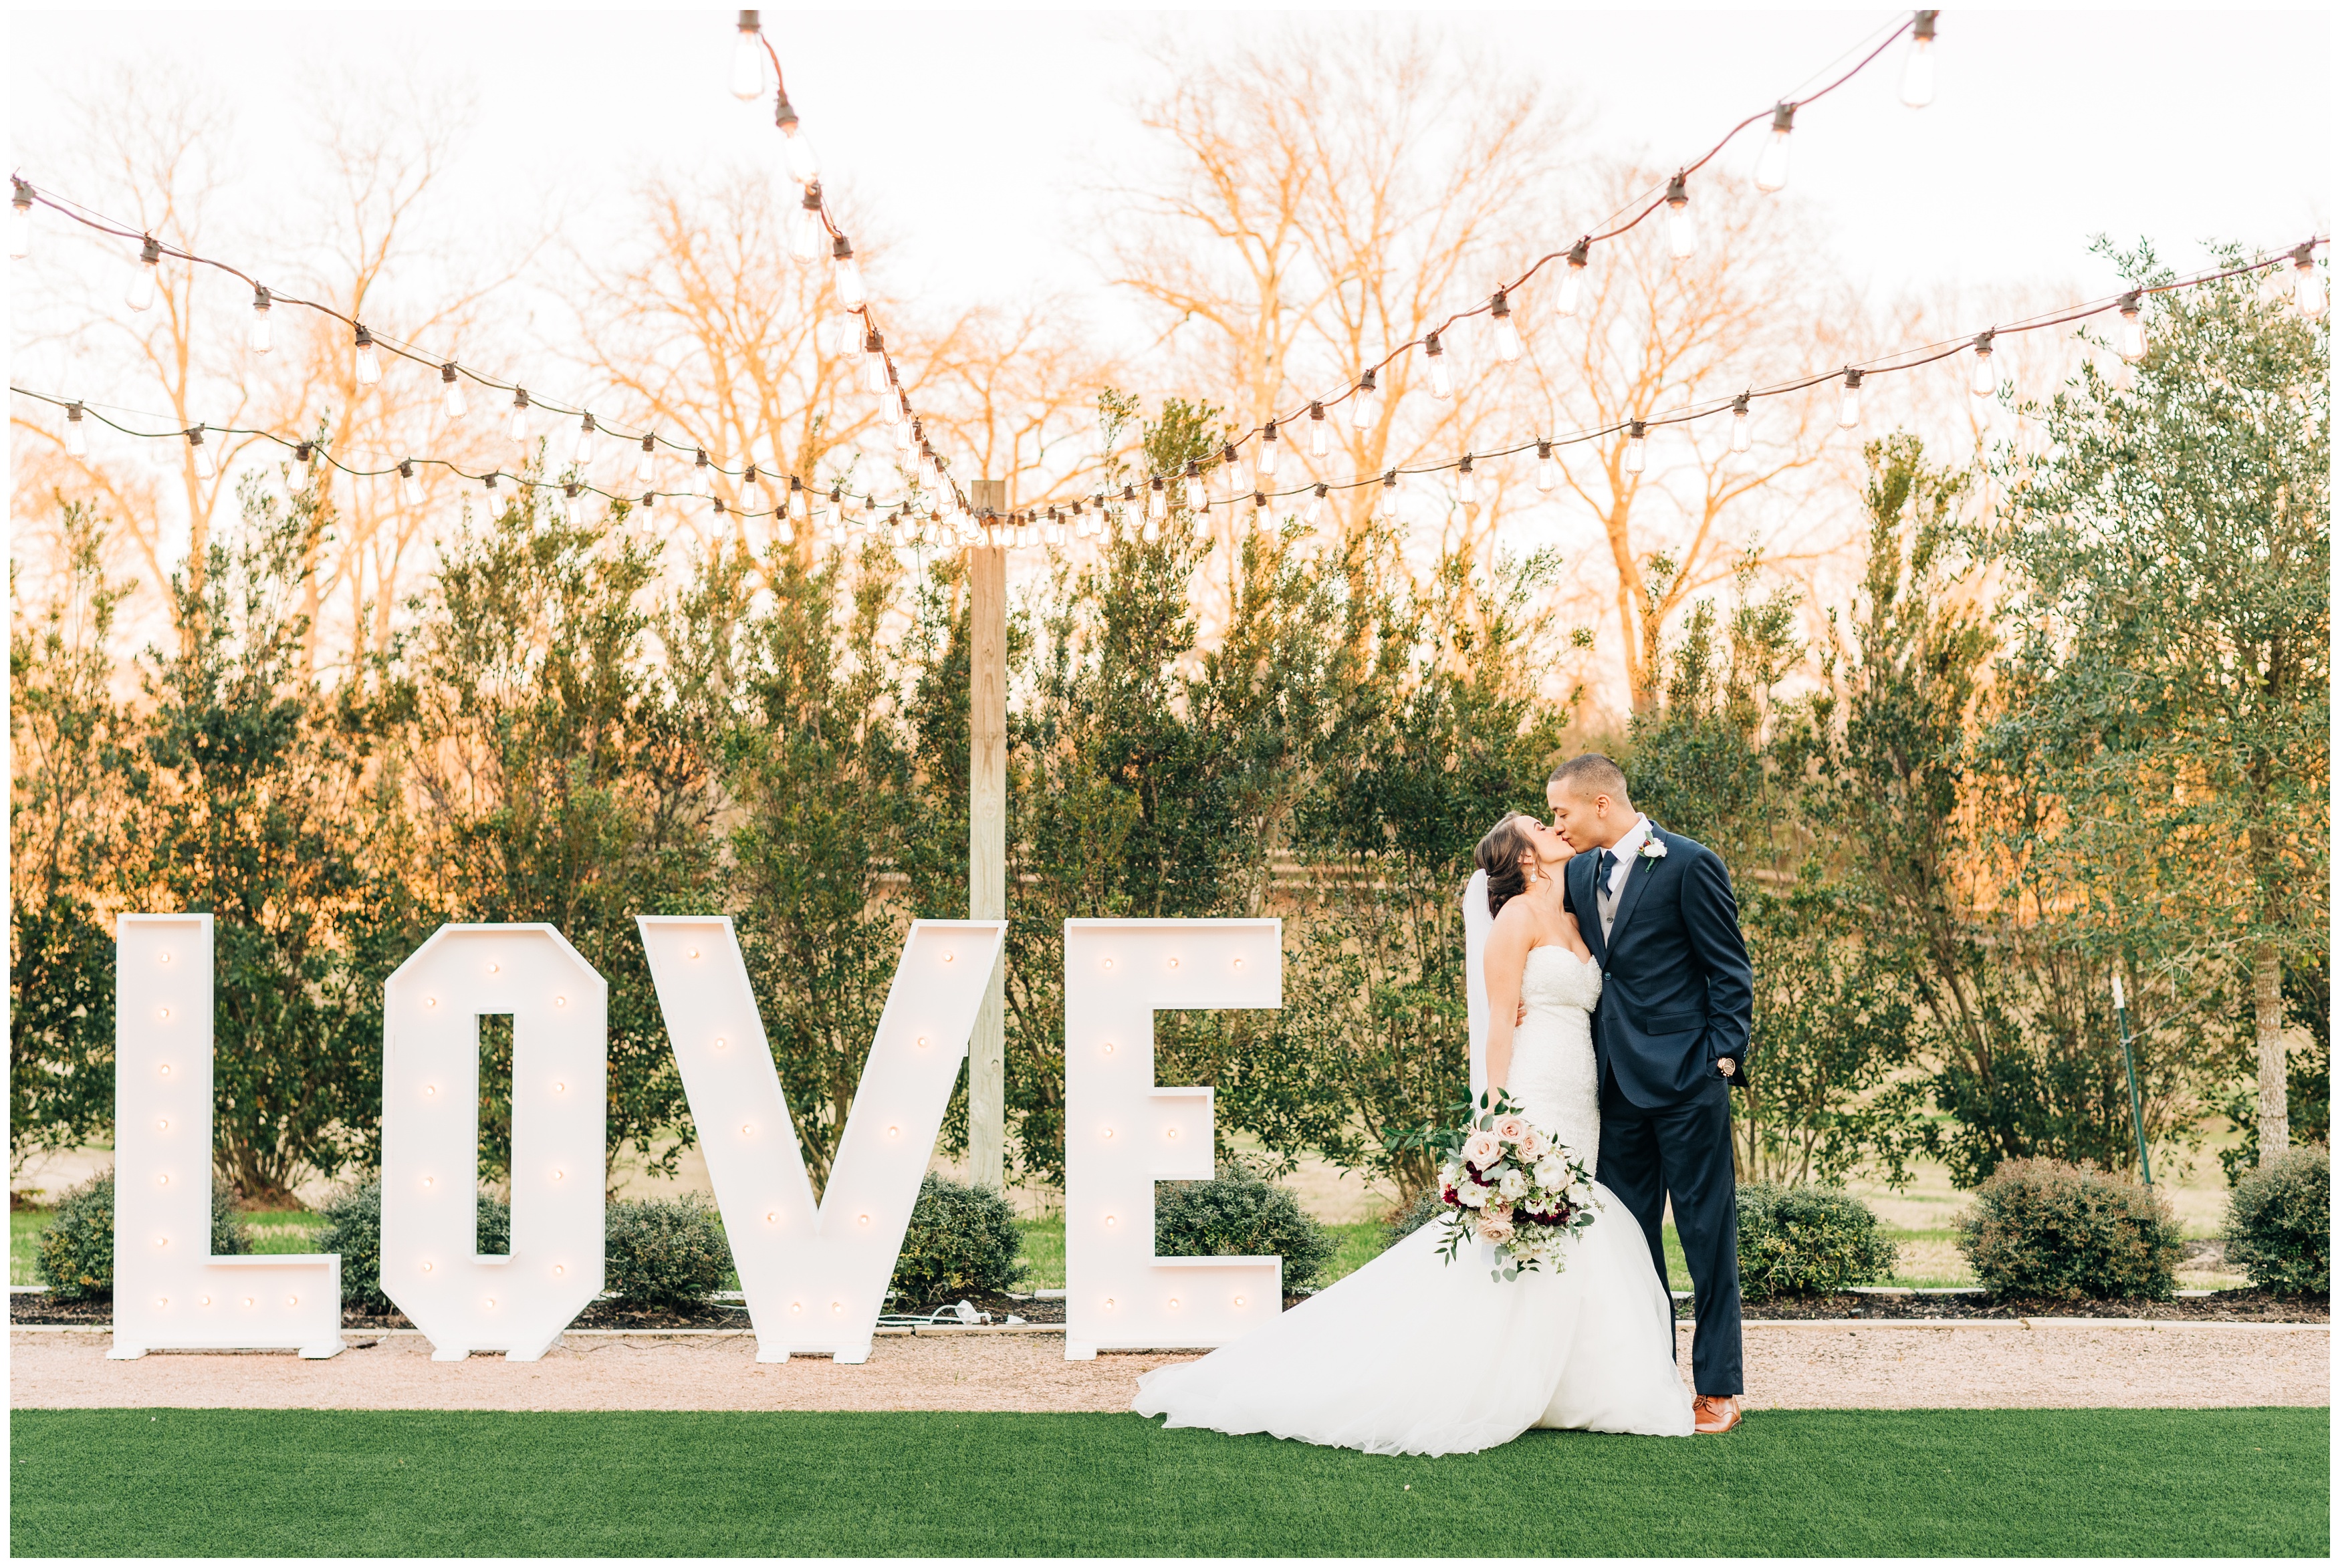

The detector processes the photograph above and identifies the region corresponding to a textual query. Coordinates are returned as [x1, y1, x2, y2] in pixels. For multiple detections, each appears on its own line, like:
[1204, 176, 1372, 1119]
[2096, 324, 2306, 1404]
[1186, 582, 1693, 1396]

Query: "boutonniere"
[1638, 835, 1669, 862]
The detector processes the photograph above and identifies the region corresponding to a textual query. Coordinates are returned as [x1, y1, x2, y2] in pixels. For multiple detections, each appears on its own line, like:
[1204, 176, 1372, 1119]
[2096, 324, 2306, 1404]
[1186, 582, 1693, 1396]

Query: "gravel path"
[14, 1322, 2326, 1413]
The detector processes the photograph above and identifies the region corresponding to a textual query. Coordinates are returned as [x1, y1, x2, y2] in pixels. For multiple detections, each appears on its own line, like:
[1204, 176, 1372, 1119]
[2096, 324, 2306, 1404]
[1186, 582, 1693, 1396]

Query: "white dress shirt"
[1591, 814, 1653, 940]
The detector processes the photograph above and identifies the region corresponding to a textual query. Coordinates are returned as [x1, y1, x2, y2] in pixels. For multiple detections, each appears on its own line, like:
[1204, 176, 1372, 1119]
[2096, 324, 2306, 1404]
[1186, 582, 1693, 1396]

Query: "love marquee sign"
[104, 912, 1286, 1366]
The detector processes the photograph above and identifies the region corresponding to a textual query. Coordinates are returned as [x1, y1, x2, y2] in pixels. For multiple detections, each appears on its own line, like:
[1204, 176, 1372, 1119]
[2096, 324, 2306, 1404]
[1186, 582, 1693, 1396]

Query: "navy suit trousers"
[1597, 1071, 1743, 1397]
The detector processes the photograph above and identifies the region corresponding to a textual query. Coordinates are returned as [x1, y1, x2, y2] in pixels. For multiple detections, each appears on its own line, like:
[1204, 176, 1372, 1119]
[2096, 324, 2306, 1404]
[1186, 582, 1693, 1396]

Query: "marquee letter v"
[638, 916, 1005, 1363]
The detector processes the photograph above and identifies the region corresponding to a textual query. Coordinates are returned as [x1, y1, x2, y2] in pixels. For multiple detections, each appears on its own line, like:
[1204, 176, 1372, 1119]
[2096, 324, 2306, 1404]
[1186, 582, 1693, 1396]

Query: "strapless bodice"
[1522, 944, 1603, 1013]
[1510, 946, 1603, 1165]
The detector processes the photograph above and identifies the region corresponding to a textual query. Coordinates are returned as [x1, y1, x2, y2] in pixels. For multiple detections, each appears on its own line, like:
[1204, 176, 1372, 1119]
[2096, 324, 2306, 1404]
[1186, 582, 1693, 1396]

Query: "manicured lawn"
[11, 1407, 2325, 1557]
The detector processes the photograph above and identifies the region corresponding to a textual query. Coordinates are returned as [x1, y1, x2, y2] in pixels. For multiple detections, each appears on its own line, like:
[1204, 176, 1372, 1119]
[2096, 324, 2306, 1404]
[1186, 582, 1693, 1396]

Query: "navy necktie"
[1590, 849, 1613, 912]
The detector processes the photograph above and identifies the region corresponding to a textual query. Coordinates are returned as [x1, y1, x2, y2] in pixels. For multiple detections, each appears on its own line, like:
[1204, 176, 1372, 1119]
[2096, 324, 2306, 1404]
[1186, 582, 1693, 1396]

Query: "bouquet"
[1431, 1089, 1601, 1281]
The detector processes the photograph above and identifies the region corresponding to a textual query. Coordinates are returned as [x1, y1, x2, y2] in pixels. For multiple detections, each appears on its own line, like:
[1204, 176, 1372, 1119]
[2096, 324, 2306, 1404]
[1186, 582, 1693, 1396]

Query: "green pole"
[2112, 970, 2152, 1185]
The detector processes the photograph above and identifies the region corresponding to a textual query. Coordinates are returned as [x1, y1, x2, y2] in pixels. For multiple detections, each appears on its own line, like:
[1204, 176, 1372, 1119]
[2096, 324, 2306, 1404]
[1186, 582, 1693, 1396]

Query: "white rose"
[1533, 1157, 1568, 1188]
[1498, 1170, 1528, 1200]
[1457, 1182, 1488, 1208]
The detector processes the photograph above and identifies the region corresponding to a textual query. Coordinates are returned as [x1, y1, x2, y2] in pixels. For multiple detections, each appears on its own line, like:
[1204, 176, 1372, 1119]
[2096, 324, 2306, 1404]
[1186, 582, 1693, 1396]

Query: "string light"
[636, 434, 657, 484]
[1308, 400, 1329, 456]
[573, 412, 598, 467]
[1258, 420, 1280, 477]
[774, 93, 819, 184]
[791, 183, 826, 263]
[126, 236, 160, 312]
[1754, 104, 1794, 193]
[2115, 293, 2147, 362]
[729, 10, 765, 100]
[439, 362, 466, 420]
[352, 323, 382, 386]
[1183, 462, 1207, 515]
[8, 178, 29, 258]
[1490, 290, 1523, 362]
[1148, 476, 1167, 522]
[187, 425, 215, 481]
[1221, 441, 1246, 494]
[830, 234, 866, 307]
[1308, 482, 1328, 526]
[64, 400, 87, 457]
[1351, 369, 1380, 429]
[249, 287, 273, 354]
[1900, 11, 1939, 108]
[1730, 393, 1752, 452]
[508, 388, 530, 443]
[2291, 243, 2327, 319]
[1425, 332, 1453, 398]
[1624, 420, 1647, 474]
[1663, 174, 1698, 261]
[1968, 332, 1996, 398]
[1556, 239, 1589, 318]
[1534, 439, 1556, 491]
[398, 458, 423, 505]
[562, 482, 582, 525]
[1456, 453, 1478, 506]
[1837, 368, 1864, 428]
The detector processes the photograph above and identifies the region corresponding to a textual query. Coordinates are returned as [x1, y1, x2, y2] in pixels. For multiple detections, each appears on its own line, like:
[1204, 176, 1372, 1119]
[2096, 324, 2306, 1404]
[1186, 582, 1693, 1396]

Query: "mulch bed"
[1735, 1290, 2328, 1325]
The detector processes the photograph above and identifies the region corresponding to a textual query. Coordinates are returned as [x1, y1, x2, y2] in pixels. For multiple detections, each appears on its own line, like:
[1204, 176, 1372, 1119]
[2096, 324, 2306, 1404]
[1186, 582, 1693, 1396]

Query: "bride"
[1132, 811, 1693, 1454]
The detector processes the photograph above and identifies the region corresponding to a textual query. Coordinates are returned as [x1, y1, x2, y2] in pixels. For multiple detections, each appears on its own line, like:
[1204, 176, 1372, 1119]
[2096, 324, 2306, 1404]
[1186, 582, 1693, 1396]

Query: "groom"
[1546, 753, 1754, 1435]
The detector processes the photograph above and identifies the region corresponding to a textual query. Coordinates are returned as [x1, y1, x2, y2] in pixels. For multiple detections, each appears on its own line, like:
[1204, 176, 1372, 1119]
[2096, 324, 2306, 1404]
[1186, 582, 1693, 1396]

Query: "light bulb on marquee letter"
[108, 915, 344, 1360]
[1062, 918, 1283, 1360]
[640, 915, 1004, 1363]
[380, 925, 608, 1361]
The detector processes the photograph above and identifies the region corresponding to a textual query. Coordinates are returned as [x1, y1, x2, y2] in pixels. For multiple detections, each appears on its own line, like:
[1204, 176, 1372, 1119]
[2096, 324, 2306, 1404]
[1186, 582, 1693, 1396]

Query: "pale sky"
[7, 4, 2331, 396]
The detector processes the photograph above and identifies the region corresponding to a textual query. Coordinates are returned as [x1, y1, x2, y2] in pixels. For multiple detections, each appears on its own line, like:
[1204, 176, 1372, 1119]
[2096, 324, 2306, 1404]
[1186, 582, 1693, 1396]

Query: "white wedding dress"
[1133, 938, 1694, 1454]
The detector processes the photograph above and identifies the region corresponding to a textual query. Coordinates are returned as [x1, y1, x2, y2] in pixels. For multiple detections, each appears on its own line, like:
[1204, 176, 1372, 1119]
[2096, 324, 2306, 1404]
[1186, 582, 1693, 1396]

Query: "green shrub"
[1736, 1182, 1898, 1298]
[2222, 1144, 2329, 1297]
[1955, 1157, 2182, 1301]
[37, 1169, 249, 1302]
[604, 1195, 733, 1307]
[314, 1178, 512, 1315]
[1381, 1188, 1446, 1253]
[1157, 1160, 1336, 1292]
[889, 1175, 1027, 1306]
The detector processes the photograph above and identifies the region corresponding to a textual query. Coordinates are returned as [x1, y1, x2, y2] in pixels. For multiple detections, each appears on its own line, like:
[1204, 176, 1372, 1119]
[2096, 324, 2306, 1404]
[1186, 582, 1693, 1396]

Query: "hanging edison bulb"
[2291, 244, 2327, 319]
[1183, 462, 1207, 515]
[64, 402, 88, 458]
[296, 442, 318, 484]
[561, 484, 582, 527]
[774, 94, 819, 184]
[1837, 368, 1865, 428]
[249, 287, 274, 354]
[1425, 332, 1453, 398]
[1556, 239, 1590, 318]
[862, 330, 889, 394]
[1730, 393, 1752, 453]
[729, 11, 765, 100]
[125, 236, 161, 312]
[1534, 438, 1556, 492]
[508, 388, 532, 444]
[574, 413, 599, 468]
[2115, 293, 2147, 362]
[1377, 469, 1401, 519]
[1308, 400, 1330, 456]
[1222, 442, 1246, 495]
[440, 364, 467, 420]
[1490, 290, 1524, 362]
[1148, 476, 1168, 521]
[637, 434, 657, 485]
[1663, 174, 1697, 261]
[1900, 11, 1938, 109]
[352, 323, 382, 386]
[398, 458, 423, 505]
[187, 426, 217, 481]
[1754, 103, 1794, 193]
[830, 234, 866, 307]
[1624, 420, 1648, 474]
[1456, 454, 1478, 507]
[1258, 420, 1281, 477]
[791, 183, 826, 264]
[1351, 369, 1381, 429]
[1968, 332, 1996, 398]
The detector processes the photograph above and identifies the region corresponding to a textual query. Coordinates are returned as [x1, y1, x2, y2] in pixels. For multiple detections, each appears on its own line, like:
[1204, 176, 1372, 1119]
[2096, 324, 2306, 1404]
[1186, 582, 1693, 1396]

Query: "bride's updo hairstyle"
[1474, 813, 1538, 918]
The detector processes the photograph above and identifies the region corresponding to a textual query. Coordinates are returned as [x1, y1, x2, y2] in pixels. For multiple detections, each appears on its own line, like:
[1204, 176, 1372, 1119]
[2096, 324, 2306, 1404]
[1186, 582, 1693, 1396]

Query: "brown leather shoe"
[1692, 1395, 1742, 1434]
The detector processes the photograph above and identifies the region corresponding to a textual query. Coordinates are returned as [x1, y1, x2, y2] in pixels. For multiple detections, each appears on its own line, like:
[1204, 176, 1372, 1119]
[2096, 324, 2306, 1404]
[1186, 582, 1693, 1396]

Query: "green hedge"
[35, 1170, 249, 1301]
[604, 1195, 732, 1307]
[1956, 1158, 2182, 1301]
[1737, 1183, 1898, 1298]
[2222, 1144, 2329, 1297]
[889, 1175, 1026, 1307]
[1157, 1162, 1334, 1292]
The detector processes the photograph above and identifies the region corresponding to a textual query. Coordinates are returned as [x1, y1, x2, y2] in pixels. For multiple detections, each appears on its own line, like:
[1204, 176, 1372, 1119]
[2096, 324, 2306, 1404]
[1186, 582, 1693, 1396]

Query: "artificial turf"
[9, 1406, 2326, 1557]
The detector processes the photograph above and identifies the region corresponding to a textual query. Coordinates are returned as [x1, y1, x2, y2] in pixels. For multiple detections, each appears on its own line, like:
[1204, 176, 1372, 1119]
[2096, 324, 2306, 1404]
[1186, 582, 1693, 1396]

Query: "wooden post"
[967, 479, 1008, 1192]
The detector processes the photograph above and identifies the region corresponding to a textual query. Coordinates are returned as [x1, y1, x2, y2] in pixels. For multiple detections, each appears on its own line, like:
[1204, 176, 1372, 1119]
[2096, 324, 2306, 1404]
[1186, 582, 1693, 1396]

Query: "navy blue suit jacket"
[1566, 825, 1755, 1109]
